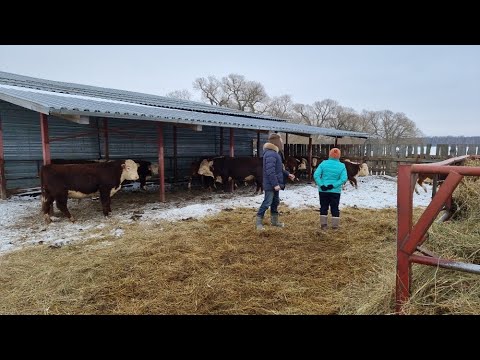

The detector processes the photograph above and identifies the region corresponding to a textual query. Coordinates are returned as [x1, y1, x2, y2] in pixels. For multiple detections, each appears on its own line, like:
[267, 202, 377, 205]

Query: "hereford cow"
[415, 173, 446, 194]
[41, 159, 139, 224]
[187, 157, 217, 190]
[341, 160, 362, 189]
[51, 158, 156, 191]
[284, 156, 301, 179]
[212, 157, 263, 193]
[133, 159, 158, 190]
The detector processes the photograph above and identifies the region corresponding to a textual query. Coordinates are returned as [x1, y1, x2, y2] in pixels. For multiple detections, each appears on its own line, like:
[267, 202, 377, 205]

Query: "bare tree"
[264, 95, 294, 119]
[221, 74, 268, 113]
[292, 99, 339, 128]
[193, 76, 229, 107]
[192, 74, 268, 113]
[312, 99, 338, 127]
[291, 103, 314, 124]
[366, 110, 423, 141]
[328, 106, 361, 131]
[165, 89, 192, 100]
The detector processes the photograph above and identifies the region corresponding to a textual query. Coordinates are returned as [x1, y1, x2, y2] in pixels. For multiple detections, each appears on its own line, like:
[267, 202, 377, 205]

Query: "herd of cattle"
[39, 154, 438, 224]
[188, 155, 370, 192]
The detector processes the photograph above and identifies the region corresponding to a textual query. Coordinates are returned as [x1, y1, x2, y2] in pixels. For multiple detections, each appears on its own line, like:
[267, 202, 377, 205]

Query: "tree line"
[421, 136, 480, 145]
[166, 73, 423, 141]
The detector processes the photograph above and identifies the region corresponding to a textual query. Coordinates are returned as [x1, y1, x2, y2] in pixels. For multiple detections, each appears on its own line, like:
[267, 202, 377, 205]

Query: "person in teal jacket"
[313, 148, 347, 230]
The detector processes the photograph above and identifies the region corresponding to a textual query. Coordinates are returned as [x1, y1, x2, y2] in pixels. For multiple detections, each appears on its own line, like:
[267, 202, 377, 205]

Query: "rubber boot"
[332, 217, 340, 230]
[320, 215, 328, 230]
[256, 215, 264, 231]
[271, 213, 285, 227]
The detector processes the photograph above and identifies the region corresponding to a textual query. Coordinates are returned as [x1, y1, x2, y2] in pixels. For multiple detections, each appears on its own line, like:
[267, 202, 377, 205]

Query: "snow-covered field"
[0, 175, 432, 255]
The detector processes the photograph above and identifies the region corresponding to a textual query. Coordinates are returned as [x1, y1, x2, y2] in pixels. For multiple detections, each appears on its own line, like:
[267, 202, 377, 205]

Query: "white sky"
[0, 176, 432, 256]
[0, 45, 478, 136]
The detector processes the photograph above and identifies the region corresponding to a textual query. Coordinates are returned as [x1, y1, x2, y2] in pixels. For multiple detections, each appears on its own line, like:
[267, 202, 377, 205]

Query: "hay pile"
[0, 206, 400, 315]
[402, 159, 480, 314]
[340, 159, 480, 314]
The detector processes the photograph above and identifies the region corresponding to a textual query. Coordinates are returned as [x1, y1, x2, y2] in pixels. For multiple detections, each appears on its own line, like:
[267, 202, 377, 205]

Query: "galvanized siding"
[0, 101, 101, 189]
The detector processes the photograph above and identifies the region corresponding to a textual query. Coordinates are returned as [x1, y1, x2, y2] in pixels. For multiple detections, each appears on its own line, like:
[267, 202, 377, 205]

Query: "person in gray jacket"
[256, 133, 295, 230]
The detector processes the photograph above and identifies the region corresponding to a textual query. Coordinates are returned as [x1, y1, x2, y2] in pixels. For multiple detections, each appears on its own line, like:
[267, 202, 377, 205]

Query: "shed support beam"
[173, 125, 178, 182]
[257, 131, 261, 157]
[308, 137, 313, 181]
[157, 123, 165, 202]
[40, 113, 51, 165]
[0, 115, 7, 200]
[219, 128, 223, 156]
[104, 118, 109, 161]
[230, 128, 235, 192]
[285, 133, 289, 157]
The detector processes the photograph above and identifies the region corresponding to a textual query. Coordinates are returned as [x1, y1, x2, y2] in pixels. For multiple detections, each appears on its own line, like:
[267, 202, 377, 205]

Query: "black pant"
[319, 192, 340, 217]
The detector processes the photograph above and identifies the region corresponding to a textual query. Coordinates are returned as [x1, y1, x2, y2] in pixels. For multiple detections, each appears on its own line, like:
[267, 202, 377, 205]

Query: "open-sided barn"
[0, 71, 370, 200]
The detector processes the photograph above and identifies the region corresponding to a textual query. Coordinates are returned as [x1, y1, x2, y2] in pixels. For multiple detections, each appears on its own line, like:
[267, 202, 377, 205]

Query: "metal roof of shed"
[0, 72, 371, 139]
[0, 70, 285, 122]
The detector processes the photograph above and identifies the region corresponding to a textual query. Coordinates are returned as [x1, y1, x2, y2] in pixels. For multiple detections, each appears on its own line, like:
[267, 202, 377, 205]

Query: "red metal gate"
[396, 155, 480, 313]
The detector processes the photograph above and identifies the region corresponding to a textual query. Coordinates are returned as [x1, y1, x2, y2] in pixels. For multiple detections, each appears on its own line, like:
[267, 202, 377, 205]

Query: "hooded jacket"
[262, 142, 289, 191]
[313, 157, 347, 194]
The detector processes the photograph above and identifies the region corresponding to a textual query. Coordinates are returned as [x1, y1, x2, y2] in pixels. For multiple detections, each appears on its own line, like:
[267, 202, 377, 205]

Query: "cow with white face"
[358, 163, 369, 177]
[41, 159, 139, 223]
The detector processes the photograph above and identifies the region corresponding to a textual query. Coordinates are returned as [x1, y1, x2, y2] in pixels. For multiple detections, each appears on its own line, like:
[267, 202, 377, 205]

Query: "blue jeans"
[257, 190, 280, 217]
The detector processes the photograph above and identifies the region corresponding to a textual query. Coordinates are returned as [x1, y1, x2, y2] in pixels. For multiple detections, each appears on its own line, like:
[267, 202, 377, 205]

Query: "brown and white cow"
[41, 159, 139, 224]
[187, 157, 218, 190]
[414, 173, 446, 194]
[133, 160, 158, 190]
[341, 159, 365, 189]
[51, 158, 156, 191]
[212, 157, 264, 193]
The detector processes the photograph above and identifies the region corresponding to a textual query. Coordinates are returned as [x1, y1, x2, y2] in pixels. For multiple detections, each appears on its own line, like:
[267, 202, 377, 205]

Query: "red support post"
[402, 172, 463, 255]
[0, 115, 7, 199]
[256, 131, 261, 157]
[219, 128, 223, 156]
[40, 113, 51, 165]
[396, 165, 414, 313]
[308, 137, 313, 181]
[157, 123, 165, 203]
[230, 128, 235, 192]
[285, 133, 289, 157]
[103, 118, 109, 161]
[396, 156, 480, 313]
[173, 125, 177, 182]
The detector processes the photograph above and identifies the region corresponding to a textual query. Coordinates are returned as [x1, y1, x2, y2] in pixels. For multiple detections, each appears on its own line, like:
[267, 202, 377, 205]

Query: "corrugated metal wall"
[0, 100, 268, 190]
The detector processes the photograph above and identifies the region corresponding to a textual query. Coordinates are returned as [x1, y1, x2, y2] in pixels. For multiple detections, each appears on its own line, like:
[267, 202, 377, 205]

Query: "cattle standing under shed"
[41, 159, 139, 224]
[132, 159, 158, 190]
[188, 157, 217, 190]
[212, 157, 263, 193]
[51, 158, 156, 191]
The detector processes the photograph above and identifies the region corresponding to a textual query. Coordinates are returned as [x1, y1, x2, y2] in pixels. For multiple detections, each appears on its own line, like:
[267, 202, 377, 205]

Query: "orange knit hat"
[329, 148, 341, 159]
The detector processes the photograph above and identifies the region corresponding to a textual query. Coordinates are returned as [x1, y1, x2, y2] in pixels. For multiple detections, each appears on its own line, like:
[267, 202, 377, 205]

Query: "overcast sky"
[0, 45, 478, 137]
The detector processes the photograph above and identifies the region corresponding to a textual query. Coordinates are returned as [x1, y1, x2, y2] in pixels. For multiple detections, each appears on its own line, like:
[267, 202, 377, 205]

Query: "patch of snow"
[0, 175, 433, 256]
[111, 228, 124, 237]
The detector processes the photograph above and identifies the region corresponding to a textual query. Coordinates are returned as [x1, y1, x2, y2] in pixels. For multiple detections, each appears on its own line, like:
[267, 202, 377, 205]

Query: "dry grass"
[400, 159, 480, 314]
[0, 206, 400, 315]
[340, 159, 480, 315]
